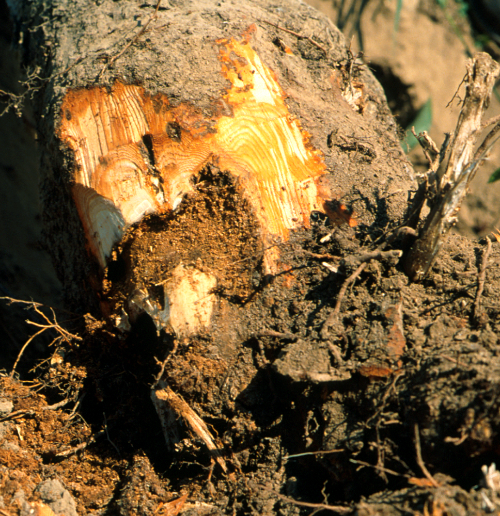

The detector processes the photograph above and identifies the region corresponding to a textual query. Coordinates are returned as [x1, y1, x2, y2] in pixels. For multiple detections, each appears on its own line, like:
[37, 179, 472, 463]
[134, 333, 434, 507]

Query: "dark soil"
[3, 219, 500, 515]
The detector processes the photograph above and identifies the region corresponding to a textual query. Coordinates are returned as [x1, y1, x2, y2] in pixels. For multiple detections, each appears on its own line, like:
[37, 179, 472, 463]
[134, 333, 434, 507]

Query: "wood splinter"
[151, 381, 228, 473]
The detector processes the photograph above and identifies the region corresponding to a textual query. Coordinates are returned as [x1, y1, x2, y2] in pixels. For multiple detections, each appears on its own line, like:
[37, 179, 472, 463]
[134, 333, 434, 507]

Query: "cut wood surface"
[22, 0, 414, 340]
[59, 36, 329, 273]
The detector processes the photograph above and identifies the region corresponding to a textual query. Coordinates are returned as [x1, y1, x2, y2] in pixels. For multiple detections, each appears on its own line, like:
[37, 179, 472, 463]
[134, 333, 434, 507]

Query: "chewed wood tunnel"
[58, 35, 336, 337]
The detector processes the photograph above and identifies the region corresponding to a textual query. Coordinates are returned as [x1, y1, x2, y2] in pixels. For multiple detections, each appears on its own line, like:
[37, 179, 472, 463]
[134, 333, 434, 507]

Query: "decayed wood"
[405, 53, 500, 281]
[59, 36, 328, 274]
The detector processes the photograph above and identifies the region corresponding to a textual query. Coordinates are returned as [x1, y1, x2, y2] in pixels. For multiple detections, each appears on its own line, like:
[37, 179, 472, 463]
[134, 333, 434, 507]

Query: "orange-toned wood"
[59, 37, 330, 272]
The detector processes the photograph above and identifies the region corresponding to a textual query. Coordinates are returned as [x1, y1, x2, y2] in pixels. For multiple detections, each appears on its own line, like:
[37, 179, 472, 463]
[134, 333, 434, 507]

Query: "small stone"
[0, 399, 13, 417]
[35, 479, 78, 516]
[454, 330, 468, 341]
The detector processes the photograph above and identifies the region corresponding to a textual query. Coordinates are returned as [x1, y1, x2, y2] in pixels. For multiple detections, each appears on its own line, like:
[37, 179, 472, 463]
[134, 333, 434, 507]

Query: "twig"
[103, 412, 120, 456]
[54, 440, 93, 459]
[9, 303, 81, 378]
[43, 398, 71, 411]
[10, 328, 47, 378]
[257, 329, 298, 340]
[321, 260, 368, 338]
[285, 449, 344, 460]
[349, 458, 407, 478]
[321, 246, 403, 339]
[261, 19, 327, 55]
[0, 409, 35, 422]
[481, 113, 500, 129]
[473, 236, 492, 321]
[68, 393, 86, 420]
[374, 426, 388, 483]
[261, 486, 352, 514]
[0, 55, 85, 117]
[98, 0, 162, 79]
[413, 423, 439, 487]
[474, 122, 500, 162]
[0, 296, 77, 316]
[297, 249, 338, 261]
[446, 72, 466, 108]
[412, 128, 439, 168]
[54, 429, 106, 459]
[343, 249, 402, 267]
[26, 305, 82, 345]
[0, 396, 73, 422]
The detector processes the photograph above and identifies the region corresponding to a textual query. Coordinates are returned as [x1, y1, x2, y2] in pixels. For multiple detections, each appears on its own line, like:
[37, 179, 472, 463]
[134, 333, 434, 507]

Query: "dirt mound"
[2, 225, 500, 514]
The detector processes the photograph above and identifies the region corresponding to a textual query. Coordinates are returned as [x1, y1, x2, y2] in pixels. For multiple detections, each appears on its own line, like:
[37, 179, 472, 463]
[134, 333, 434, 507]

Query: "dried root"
[1, 297, 81, 377]
[404, 53, 500, 281]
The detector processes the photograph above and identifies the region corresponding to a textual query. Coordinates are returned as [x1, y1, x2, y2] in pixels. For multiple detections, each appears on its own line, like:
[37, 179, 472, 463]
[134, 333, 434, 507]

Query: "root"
[321, 247, 402, 339]
[1, 297, 81, 378]
[414, 423, 439, 488]
[261, 486, 352, 514]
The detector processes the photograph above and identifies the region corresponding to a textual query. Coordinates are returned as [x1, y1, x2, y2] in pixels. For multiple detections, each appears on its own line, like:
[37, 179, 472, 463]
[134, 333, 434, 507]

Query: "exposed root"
[321, 247, 402, 339]
[321, 260, 368, 339]
[151, 381, 228, 473]
[1, 297, 81, 377]
[414, 423, 439, 488]
[257, 329, 298, 340]
[261, 486, 352, 514]
[349, 458, 407, 479]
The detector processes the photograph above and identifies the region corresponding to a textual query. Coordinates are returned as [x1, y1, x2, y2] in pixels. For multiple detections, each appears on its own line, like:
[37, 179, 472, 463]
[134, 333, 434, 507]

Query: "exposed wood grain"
[60, 36, 330, 273]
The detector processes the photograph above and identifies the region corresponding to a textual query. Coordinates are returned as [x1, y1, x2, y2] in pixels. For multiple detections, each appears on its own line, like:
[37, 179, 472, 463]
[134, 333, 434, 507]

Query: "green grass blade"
[488, 167, 500, 184]
[402, 98, 433, 151]
[394, 0, 403, 35]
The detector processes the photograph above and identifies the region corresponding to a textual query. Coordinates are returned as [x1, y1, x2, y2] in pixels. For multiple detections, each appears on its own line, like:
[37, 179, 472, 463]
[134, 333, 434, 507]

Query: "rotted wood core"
[102, 166, 264, 336]
[59, 35, 331, 276]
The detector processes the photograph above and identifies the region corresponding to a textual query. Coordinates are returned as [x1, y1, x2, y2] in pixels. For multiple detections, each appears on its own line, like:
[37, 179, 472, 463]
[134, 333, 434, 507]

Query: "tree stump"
[11, 0, 413, 313]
